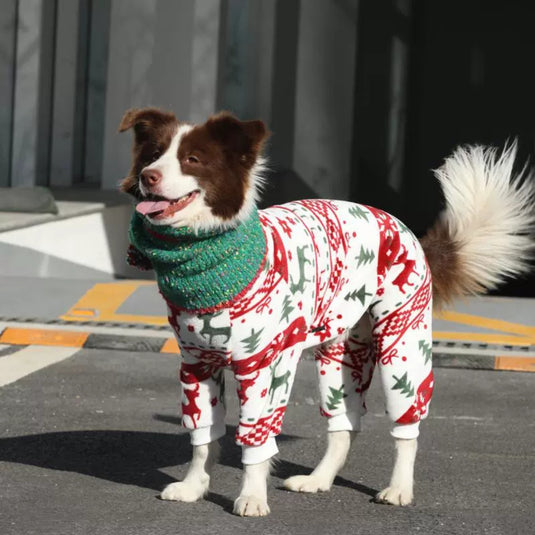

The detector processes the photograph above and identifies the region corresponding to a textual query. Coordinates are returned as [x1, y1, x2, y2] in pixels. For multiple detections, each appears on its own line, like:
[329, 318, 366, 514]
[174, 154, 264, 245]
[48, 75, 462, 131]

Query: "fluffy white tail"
[421, 142, 535, 308]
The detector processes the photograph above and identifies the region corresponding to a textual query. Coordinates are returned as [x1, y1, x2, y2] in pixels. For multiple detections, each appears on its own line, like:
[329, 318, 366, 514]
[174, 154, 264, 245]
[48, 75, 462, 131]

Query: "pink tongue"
[136, 200, 171, 215]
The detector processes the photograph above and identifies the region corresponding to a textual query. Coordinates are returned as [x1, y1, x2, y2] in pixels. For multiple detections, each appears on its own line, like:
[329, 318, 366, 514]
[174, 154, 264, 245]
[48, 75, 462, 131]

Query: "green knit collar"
[129, 209, 267, 312]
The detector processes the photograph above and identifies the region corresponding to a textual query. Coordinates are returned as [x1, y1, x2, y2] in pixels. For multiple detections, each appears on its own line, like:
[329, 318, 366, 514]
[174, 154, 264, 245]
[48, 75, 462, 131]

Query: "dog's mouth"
[136, 190, 200, 220]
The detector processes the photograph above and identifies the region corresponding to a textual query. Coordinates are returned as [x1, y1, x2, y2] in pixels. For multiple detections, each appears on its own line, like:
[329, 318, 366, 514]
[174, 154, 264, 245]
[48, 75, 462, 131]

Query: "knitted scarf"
[128, 209, 267, 312]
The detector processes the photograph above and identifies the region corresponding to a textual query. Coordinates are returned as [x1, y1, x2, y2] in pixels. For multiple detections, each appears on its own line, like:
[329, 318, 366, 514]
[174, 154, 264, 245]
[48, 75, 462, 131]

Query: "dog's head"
[118, 108, 268, 230]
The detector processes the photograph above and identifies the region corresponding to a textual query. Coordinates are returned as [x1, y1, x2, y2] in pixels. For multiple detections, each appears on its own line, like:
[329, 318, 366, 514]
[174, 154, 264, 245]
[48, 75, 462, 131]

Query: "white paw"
[375, 486, 413, 506]
[283, 474, 331, 493]
[160, 481, 208, 502]
[233, 495, 271, 517]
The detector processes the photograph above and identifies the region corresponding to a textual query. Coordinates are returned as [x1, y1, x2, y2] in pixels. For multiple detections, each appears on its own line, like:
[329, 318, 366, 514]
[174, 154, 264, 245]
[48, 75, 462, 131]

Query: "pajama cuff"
[189, 421, 226, 446]
[391, 422, 420, 440]
[241, 436, 278, 465]
[327, 411, 362, 433]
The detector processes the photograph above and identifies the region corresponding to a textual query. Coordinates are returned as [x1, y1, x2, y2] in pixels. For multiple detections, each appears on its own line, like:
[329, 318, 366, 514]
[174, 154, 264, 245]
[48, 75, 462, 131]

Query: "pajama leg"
[315, 314, 376, 433]
[180, 352, 227, 446]
[233, 347, 301, 465]
[369, 273, 434, 440]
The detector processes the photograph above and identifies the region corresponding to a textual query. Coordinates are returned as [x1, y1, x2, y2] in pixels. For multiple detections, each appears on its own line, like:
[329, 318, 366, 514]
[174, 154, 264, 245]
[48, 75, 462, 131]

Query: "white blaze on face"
[139, 123, 196, 200]
[136, 123, 216, 228]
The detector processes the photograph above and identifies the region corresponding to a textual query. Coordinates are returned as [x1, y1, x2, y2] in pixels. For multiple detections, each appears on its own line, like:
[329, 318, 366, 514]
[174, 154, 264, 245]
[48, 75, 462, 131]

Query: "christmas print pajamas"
[168, 200, 434, 464]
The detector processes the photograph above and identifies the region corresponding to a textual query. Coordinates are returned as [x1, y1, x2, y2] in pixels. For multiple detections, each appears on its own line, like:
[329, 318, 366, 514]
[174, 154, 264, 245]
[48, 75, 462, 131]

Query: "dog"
[119, 108, 534, 516]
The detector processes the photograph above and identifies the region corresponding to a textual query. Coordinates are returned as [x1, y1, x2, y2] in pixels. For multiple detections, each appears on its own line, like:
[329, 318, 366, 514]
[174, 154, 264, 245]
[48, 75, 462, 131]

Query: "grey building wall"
[0, 1, 17, 187]
[293, 0, 359, 199]
[0, 0, 365, 203]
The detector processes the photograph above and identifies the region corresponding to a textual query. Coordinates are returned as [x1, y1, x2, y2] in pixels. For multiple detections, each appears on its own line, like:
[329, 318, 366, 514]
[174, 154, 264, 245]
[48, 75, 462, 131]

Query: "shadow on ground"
[0, 420, 378, 512]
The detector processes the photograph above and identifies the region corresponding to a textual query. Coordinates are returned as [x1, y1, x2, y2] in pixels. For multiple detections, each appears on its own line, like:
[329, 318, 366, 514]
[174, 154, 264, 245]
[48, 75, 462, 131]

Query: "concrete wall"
[0, 204, 142, 279]
[0, 1, 17, 187]
[9, 0, 56, 188]
[292, 0, 360, 199]
[0, 0, 361, 202]
[100, 0, 222, 189]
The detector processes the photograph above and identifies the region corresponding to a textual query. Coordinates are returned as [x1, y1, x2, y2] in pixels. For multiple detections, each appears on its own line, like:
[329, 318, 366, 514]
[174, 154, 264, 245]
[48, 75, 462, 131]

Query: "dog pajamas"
[129, 200, 434, 464]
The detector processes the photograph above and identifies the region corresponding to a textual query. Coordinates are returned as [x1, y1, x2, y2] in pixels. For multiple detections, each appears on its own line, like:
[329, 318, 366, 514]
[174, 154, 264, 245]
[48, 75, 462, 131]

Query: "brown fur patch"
[178, 112, 269, 220]
[420, 219, 486, 310]
[118, 107, 179, 198]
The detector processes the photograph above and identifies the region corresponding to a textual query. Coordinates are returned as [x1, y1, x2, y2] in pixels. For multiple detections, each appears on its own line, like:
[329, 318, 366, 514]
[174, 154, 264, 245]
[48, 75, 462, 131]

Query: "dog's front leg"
[376, 437, 417, 506]
[233, 458, 272, 517]
[161, 440, 220, 502]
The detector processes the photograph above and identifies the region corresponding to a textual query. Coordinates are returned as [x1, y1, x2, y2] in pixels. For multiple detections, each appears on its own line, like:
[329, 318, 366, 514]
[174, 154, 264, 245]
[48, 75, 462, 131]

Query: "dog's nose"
[141, 168, 162, 187]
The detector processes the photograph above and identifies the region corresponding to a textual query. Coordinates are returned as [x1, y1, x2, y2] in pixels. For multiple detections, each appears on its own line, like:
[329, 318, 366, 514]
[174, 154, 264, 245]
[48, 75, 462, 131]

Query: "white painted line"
[434, 345, 535, 357]
[0, 345, 79, 387]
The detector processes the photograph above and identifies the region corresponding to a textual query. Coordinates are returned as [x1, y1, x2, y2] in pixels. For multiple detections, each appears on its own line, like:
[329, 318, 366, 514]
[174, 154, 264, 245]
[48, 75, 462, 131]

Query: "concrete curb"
[0, 325, 178, 354]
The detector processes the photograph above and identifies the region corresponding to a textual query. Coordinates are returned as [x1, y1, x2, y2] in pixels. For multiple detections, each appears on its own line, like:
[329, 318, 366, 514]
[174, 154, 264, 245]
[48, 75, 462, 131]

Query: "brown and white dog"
[119, 108, 534, 516]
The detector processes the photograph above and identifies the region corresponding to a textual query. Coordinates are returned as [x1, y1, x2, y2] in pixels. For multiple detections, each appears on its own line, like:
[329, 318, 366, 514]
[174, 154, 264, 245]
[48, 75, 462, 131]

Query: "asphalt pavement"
[1, 344, 534, 535]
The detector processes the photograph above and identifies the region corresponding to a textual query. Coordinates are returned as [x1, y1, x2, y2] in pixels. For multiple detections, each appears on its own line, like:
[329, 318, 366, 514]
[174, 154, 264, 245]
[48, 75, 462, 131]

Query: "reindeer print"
[181, 382, 202, 428]
[268, 369, 291, 403]
[200, 312, 231, 344]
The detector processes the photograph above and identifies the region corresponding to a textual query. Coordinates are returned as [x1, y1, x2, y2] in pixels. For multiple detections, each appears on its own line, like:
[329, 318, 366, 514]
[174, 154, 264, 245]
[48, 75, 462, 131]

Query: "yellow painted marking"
[0, 328, 88, 348]
[495, 356, 535, 372]
[61, 281, 168, 326]
[69, 308, 97, 318]
[437, 311, 535, 339]
[434, 310, 535, 346]
[160, 338, 180, 354]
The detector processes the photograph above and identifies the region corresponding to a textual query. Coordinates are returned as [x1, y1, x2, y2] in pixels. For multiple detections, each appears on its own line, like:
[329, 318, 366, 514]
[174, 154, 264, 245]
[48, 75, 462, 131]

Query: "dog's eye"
[150, 150, 161, 162]
[186, 155, 200, 164]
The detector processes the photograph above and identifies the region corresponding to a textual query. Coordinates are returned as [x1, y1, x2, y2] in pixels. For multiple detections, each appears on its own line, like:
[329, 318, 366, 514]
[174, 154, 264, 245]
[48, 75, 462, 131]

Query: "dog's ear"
[118, 107, 177, 140]
[206, 112, 270, 167]
[118, 108, 143, 132]
[118, 108, 177, 199]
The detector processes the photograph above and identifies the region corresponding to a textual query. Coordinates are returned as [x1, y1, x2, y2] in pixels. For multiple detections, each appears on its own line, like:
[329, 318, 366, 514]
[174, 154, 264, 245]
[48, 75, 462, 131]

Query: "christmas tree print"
[397, 220, 410, 233]
[326, 384, 348, 411]
[348, 205, 369, 221]
[241, 327, 264, 354]
[397, 218, 417, 240]
[419, 340, 432, 364]
[391, 372, 415, 398]
[355, 245, 375, 267]
[280, 294, 295, 323]
[344, 284, 372, 305]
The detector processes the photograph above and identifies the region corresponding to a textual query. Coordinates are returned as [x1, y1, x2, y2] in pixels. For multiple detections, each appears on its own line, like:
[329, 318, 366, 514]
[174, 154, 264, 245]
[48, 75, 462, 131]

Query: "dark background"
[348, 0, 535, 297]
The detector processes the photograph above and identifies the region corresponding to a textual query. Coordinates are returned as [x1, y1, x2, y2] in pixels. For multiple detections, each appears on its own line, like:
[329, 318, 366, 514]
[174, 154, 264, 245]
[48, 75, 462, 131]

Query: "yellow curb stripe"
[0, 327, 89, 348]
[437, 310, 535, 340]
[160, 338, 180, 354]
[495, 356, 535, 372]
[433, 331, 532, 346]
[61, 281, 168, 326]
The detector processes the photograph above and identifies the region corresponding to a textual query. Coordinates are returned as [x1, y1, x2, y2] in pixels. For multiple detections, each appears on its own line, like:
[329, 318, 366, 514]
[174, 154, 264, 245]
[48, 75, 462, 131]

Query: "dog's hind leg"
[369, 266, 433, 506]
[284, 316, 375, 493]
[284, 430, 355, 492]
[375, 437, 417, 506]
[161, 440, 220, 501]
